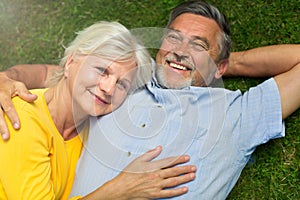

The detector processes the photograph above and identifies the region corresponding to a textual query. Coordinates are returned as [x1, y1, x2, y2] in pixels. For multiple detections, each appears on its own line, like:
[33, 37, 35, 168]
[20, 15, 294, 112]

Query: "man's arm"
[275, 63, 300, 119]
[226, 44, 300, 78]
[0, 64, 60, 140]
[3, 64, 60, 89]
[226, 44, 300, 119]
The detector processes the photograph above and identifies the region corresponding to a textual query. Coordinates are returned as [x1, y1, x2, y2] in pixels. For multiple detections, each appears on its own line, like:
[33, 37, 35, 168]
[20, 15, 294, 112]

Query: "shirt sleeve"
[238, 78, 285, 151]
[69, 196, 82, 200]
[0, 114, 55, 199]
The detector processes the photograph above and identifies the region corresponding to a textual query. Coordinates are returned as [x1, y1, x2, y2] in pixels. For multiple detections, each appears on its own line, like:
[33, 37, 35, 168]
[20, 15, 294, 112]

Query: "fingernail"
[190, 173, 196, 179]
[2, 133, 9, 140]
[183, 155, 190, 161]
[13, 123, 20, 129]
[182, 187, 188, 192]
[156, 146, 162, 151]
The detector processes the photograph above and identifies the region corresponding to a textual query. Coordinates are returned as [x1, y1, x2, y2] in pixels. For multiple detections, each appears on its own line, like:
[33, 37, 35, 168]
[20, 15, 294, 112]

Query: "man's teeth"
[170, 62, 187, 70]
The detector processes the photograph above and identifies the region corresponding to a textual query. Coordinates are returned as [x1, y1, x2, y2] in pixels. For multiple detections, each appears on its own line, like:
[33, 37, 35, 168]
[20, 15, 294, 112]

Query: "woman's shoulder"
[11, 88, 52, 127]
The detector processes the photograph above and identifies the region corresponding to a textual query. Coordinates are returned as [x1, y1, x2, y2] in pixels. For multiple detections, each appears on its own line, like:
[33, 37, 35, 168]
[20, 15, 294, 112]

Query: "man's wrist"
[1, 67, 18, 80]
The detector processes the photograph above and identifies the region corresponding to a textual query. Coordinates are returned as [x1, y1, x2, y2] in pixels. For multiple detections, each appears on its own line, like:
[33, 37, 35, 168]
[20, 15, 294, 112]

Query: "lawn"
[0, 0, 299, 199]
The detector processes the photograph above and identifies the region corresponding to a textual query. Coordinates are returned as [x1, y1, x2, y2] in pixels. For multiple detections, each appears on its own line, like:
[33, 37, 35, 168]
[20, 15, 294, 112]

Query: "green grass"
[0, 0, 299, 199]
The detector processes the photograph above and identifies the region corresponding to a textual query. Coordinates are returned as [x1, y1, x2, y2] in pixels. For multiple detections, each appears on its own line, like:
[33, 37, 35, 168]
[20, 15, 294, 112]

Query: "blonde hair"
[47, 21, 152, 90]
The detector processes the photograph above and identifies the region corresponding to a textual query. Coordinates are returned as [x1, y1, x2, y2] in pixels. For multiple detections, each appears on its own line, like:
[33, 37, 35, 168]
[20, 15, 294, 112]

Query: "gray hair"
[47, 21, 152, 90]
[166, 1, 232, 62]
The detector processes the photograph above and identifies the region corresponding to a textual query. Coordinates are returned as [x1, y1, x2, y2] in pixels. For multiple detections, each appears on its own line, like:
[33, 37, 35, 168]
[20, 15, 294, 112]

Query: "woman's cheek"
[112, 91, 128, 110]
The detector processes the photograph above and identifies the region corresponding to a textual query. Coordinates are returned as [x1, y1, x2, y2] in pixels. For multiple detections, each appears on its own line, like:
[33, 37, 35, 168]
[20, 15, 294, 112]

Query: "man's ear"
[64, 55, 74, 78]
[215, 59, 229, 79]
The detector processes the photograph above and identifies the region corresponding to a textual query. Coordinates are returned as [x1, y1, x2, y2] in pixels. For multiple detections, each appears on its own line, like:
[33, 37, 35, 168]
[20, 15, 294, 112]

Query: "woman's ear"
[214, 59, 229, 79]
[64, 55, 74, 78]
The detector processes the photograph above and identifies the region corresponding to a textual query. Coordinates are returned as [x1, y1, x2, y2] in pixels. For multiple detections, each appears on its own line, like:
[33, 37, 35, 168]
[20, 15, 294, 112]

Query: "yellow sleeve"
[0, 114, 55, 199]
[69, 196, 82, 200]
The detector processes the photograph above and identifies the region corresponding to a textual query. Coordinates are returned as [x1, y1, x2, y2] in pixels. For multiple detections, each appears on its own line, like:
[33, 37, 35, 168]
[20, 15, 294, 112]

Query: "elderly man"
[0, 1, 299, 199]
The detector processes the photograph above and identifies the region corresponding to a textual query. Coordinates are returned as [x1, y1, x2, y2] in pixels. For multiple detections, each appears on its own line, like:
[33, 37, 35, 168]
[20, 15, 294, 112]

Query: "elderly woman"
[0, 21, 196, 200]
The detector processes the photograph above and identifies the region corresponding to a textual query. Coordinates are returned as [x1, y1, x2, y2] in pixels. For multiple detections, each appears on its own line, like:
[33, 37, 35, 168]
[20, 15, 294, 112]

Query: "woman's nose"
[98, 76, 116, 96]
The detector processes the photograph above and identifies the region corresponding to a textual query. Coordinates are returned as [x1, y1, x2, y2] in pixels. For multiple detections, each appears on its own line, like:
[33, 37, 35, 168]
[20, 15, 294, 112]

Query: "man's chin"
[158, 78, 192, 89]
[155, 67, 191, 89]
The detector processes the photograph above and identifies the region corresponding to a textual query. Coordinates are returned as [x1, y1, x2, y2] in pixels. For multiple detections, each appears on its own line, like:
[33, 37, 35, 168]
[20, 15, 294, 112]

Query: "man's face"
[155, 13, 224, 89]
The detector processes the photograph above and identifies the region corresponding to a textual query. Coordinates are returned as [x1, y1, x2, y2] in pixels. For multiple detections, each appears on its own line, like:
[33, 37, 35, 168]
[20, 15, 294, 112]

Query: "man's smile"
[166, 60, 192, 71]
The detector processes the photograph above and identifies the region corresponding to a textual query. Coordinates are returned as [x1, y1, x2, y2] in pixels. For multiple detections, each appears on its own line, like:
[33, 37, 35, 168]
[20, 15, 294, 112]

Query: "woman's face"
[66, 55, 137, 118]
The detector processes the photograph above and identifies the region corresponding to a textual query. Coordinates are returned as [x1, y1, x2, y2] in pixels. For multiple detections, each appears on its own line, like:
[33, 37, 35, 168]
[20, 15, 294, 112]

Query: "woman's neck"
[44, 80, 88, 140]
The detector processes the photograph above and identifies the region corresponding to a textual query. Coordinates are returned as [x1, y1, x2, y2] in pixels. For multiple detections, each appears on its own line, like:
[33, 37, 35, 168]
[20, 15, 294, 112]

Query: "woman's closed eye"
[96, 66, 107, 75]
[117, 79, 131, 91]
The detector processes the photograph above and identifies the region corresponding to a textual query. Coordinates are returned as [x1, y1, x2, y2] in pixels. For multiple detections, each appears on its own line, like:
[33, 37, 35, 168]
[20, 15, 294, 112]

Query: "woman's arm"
[80, 146, 196, 200]
[0, 111, 60, 199]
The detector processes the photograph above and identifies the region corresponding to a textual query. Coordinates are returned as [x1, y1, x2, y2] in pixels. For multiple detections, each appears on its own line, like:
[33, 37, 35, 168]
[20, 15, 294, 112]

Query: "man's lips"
[167, 60, 192, 71]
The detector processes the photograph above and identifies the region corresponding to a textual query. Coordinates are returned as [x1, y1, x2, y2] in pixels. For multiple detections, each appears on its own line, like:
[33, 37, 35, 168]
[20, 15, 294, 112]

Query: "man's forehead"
[168, 13, 221, 36]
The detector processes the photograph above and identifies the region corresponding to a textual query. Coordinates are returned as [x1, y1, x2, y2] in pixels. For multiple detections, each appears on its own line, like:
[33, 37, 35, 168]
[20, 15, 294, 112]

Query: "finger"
[136, 146, 163, 162]
[162, 172, 196, 188]
[0, 109, 10, 140]
[149, 154, 191, 169]
[160, 165, 197, 179]
[154, 186, 189, 198]
[1, 95, 21, 130]
[17, 91, 38, 102]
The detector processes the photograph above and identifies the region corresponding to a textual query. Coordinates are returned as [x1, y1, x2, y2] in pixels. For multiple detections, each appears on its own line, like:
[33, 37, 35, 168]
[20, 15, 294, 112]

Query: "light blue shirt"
[71, 75, 284, 199]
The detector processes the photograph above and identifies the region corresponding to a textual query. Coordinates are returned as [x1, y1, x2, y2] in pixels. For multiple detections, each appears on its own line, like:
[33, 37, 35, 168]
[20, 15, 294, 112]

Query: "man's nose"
[98, 76, 116, 96]
[173, 40, 190, 58]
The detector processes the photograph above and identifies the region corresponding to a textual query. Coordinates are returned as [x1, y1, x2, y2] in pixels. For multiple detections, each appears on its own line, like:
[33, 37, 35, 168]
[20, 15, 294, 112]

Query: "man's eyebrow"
[192, 36, 210, 50]
[168, 28, 210, 49]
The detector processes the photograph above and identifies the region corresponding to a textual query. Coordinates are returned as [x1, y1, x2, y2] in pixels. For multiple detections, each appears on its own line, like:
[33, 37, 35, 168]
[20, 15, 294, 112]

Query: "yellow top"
[0, 89, 84, 200]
